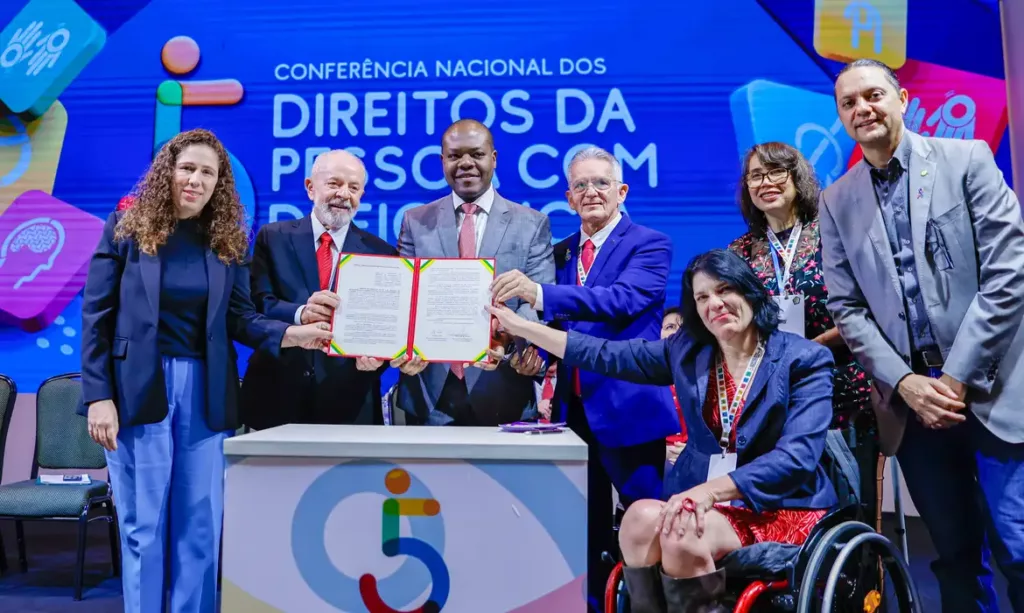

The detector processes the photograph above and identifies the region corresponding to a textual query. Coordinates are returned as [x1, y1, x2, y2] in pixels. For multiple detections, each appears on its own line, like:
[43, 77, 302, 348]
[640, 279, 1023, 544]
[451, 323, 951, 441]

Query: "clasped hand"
[897, 373, 967, 429]
[657, 486, 717, 538]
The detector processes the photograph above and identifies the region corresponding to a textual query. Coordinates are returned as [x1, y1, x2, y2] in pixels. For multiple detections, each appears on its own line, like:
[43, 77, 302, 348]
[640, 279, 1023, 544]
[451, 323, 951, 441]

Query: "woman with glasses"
[727, 142, 875, 513]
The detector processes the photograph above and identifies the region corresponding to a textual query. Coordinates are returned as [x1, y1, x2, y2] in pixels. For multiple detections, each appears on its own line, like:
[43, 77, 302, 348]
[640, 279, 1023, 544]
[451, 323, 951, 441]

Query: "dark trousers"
[566, 395, 665, 612]
[896, 413, 1007, 612]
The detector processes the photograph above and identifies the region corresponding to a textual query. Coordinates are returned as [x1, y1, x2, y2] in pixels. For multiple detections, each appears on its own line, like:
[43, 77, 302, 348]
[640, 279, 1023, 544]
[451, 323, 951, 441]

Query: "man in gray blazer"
[821, 58, 1024, 611]
[395, 119, 555, 426]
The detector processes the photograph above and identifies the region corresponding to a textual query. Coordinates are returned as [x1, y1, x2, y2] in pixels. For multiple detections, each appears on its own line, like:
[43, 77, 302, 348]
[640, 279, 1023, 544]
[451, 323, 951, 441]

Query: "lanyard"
[715, 340, 766, 451]
[766, 223, 802, 294]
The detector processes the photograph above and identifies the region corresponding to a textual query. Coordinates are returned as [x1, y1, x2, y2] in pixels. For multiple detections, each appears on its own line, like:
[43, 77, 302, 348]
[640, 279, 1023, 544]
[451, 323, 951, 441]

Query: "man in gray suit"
[821, 58, 1024, 611]
[395, 119, 555, 426]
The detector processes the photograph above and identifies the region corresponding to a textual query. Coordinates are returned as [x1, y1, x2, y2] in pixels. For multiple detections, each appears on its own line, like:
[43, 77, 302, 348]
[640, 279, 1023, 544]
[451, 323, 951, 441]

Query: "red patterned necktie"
[317, 231, 333, 291]
[451, 202, 478, 379]
[574, 239, 597, 395]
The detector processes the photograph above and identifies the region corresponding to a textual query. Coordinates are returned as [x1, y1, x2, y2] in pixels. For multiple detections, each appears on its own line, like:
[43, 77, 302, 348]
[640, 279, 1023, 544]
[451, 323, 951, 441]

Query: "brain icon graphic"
[10, 222, 59, 254]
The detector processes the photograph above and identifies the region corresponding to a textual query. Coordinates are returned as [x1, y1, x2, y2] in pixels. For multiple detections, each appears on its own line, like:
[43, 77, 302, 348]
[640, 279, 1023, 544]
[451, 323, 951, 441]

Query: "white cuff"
[294, 305, 305, 325]
[534, 283, 545, 311]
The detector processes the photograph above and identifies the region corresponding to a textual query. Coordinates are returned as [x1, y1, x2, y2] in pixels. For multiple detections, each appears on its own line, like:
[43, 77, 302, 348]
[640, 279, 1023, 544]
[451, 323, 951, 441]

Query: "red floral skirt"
[714, 505, 828, 548]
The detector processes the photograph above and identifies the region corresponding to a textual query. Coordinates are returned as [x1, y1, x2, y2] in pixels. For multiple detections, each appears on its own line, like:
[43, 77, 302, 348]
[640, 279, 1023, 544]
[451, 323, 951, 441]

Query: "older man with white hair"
[240, 149, 397, 429]
[491, 145, 679, 611]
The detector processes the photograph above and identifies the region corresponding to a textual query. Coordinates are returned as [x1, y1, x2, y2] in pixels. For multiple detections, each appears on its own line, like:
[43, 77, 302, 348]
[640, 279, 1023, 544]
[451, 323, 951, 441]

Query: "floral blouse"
[728, 219, 872, 426]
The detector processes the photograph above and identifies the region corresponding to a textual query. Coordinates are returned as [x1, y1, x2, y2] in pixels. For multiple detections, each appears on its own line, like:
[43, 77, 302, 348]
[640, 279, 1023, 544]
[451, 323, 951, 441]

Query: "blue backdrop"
[0, 0, 1012, 393]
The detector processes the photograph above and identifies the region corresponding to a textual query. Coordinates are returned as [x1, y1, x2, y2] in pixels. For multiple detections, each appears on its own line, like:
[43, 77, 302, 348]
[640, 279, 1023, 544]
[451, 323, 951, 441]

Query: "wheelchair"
[603, 431, 922, 613]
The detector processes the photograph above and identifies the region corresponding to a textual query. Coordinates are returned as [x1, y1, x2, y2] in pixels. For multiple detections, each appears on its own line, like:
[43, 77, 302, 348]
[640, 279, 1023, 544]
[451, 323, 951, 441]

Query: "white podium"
[221, 424, 589, 613]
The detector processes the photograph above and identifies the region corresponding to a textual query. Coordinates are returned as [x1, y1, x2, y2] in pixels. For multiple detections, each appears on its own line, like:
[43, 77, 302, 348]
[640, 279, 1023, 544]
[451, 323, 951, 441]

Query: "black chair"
[0, 373, 120, 600]
[0, 375, 18, 574]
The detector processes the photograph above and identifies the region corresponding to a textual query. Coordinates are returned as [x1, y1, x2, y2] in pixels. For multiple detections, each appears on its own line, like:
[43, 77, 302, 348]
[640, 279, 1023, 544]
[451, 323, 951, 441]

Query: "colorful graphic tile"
[0, 190, 102, 332]
[0, 100, 67, 216]
[847, 59, 1009, 167]
[814, 0, 908, 69]
[730, 79, 857, 187]
[0, 0, 106, 118]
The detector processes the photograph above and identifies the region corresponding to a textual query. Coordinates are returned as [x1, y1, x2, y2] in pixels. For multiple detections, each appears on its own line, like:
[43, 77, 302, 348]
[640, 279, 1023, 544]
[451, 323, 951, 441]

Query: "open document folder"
[326, 254, 497, 363]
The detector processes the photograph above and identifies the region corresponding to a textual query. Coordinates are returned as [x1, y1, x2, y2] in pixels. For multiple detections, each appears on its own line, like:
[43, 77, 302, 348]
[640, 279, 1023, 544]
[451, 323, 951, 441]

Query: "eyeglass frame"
[569, 177, 618, 194]
[745, 167, 790, 188]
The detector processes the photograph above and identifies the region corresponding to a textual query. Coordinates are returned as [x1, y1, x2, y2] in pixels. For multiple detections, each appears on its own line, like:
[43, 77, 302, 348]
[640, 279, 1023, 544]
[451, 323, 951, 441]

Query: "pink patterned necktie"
[451, 202, 478, 379]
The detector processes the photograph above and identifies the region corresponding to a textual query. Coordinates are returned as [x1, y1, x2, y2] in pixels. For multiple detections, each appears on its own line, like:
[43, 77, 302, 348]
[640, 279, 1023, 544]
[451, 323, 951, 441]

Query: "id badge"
[707, 452, 737, 481]
[774, 295, 805, 337]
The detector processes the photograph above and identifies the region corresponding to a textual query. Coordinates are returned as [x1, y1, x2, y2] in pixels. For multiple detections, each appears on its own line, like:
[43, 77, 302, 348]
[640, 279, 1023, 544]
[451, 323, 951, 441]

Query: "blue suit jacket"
[240, 216, 397, 429]
[543, 216, 680, 448]
[564, 328, 838, 512]
[80, 211, 288, 432]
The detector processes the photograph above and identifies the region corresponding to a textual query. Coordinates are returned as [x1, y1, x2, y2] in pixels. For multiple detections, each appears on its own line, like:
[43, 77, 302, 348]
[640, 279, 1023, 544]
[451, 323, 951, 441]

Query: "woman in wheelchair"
[488, 249, 837, 613]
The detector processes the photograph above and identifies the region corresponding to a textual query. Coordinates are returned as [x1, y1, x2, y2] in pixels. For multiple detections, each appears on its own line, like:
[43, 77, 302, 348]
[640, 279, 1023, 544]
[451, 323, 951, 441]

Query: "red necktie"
[451, 203, 478, 379]
[317, 232, 333, 291]
[542, 372, 554, 400]
[574, 239, 596, 395]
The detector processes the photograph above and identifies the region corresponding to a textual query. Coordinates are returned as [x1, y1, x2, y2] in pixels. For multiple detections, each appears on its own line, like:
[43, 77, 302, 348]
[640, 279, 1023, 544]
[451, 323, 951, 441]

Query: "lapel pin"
[564, 250, 572, 263]
[921, 170, 928, 176]
[917, 188, 924, 199]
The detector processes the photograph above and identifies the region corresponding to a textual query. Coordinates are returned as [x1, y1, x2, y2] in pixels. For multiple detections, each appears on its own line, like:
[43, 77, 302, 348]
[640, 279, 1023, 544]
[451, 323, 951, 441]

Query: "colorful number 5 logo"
[359, 469, 450, 613]
[292, 461, 450, 613]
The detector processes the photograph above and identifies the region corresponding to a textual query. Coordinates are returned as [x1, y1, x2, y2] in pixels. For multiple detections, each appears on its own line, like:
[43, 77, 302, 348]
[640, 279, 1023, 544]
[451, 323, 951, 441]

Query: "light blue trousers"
[106, 357, 227, 613]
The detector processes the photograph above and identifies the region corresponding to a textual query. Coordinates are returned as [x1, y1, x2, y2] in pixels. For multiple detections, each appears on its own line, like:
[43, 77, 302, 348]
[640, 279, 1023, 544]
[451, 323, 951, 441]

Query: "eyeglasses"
[571, 178, 616, 193]
[746, 168, 789, 187]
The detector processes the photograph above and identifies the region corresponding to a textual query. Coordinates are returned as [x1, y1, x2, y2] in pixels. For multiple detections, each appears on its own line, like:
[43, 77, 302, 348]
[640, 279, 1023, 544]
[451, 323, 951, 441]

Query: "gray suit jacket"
[820, 130, 1024, 455]
[395, 191, 555, 425]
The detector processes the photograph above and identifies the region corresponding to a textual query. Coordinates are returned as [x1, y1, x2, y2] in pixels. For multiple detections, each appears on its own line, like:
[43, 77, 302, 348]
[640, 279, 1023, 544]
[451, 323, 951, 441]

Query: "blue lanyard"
[769, 247, 785, 293]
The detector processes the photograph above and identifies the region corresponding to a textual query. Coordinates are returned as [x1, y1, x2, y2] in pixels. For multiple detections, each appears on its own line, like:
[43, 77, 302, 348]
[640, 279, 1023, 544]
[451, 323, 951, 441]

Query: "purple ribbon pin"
[917, 188, 924, 199]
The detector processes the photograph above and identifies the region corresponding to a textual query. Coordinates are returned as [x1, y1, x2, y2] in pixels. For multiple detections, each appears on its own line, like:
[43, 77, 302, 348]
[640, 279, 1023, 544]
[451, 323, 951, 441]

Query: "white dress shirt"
[453, 184, 495, 254]
[294, 213, 351, 324]
[534, 211, 622, 311]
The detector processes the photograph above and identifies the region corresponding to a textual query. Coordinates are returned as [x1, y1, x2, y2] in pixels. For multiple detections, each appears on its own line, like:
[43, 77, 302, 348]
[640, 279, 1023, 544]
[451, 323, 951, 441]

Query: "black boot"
[622, 565, 667, 613]
[661, 568, 730, 613]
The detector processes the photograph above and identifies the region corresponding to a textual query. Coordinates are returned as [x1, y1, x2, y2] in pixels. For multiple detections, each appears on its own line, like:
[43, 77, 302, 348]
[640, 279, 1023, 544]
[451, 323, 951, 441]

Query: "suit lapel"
[908, 134, 936, 258]
[478, 194, 511, 258]
[341, 225, 368, 254]
[206, 248, 226, 326]
[436, 196, 459, 258]
[289, 216, 321, 294]
[140, 251, 161, 318]
[694, 345, 712, 416]
[737, 333, 782, 427]
[560, 236, 581, 285]
[856, 165, 903, 297]
[585, 216, 631, 285]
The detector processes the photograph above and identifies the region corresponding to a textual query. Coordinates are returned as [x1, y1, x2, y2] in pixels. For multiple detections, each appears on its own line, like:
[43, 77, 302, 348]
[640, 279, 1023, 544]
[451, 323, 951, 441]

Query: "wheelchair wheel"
[796, 521, 921, 613]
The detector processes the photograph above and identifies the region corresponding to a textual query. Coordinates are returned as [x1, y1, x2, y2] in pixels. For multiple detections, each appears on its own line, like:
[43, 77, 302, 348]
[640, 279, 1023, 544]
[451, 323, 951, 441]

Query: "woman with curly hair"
[80, 128, 331, 613]
[726, 142, 877, 520]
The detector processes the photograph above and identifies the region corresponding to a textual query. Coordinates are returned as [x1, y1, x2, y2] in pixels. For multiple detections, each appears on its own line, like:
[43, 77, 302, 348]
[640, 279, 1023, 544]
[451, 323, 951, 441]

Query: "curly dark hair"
[737, 142, 820, 237]
[115, 128, 249, 264]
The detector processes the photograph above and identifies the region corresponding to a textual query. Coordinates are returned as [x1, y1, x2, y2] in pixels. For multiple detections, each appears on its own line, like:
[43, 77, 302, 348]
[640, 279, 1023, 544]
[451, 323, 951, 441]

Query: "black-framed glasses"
[746, 167, 789, 187]
[571, 178, 616, 193]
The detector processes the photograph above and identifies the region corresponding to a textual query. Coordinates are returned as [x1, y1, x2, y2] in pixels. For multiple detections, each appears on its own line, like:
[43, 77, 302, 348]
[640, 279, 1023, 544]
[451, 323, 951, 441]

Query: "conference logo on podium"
[730, 79, 858, 187]
[813, 0, 908, 69]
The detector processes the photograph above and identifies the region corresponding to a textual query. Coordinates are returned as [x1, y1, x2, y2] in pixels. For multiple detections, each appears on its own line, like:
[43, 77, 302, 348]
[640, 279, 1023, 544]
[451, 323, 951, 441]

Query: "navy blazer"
[240, 216, 397, 429]
[564, 329, 838, 512]
[544, 216, 680, 448]
[80, 211, 288, 431]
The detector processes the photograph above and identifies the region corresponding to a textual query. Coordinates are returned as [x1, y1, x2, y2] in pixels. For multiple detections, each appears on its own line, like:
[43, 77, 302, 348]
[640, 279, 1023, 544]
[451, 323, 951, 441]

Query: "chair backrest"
[0, 375, 18, 478]
[822, 429, 861, 510]
[34, 374, 106, 474]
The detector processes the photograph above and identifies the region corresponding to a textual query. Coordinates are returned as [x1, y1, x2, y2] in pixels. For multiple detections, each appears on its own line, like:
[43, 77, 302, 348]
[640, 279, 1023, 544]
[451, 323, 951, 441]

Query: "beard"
[315, 199, 354, 228]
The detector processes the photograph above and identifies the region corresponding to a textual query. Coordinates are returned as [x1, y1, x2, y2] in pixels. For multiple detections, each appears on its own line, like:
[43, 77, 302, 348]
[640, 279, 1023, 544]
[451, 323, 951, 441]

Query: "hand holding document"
[326, 254, 498, 364]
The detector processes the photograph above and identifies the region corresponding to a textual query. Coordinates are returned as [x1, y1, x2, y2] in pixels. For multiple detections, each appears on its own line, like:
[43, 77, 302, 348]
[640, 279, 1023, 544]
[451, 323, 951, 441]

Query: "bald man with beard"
[240, 150, 397, 429]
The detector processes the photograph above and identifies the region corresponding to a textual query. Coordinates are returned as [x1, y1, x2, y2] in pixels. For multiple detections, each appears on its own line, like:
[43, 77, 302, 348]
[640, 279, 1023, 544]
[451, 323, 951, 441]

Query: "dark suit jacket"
[564, 328, 838, 512]
[544, 215, 680, 448]
[240, 216, 397, 429]
[80, 211, 288, 431]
